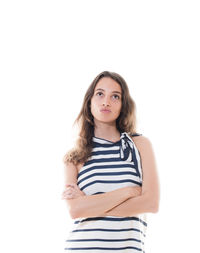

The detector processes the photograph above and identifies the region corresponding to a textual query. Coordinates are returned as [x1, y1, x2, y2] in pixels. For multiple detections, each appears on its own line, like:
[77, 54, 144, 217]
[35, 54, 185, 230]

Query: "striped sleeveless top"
[64, 132, 147, 253]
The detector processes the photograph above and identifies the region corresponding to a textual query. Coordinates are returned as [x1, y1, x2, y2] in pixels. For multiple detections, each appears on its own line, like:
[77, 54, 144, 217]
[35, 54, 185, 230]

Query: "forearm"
[70, 186, 131, 219]
[101, 193, 156, 217]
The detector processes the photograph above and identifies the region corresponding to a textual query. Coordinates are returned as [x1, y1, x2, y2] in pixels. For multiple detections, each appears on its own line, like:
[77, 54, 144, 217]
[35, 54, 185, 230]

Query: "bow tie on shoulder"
[120, 132, 135, 162]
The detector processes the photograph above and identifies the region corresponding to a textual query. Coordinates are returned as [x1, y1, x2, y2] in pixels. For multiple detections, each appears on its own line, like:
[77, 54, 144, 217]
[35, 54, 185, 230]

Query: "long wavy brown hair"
[63, 70, 138, 167]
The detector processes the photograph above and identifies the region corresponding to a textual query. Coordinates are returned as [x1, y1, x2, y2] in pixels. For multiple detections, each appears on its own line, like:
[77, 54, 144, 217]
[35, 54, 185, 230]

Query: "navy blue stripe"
[79, 179, 142, 190]
[67, 238, 143, 243]
[92, 191, 105, 195]
[91, 149, 119, 155]
[77, 171, 138, 185]
[65, 246, 143, 251]
[77, 163, 137, 178]
[74, 216, 147, 227]
[131, 146, 141, 179]
[70, 228, 146, 237]
[93, 142, 121, 148]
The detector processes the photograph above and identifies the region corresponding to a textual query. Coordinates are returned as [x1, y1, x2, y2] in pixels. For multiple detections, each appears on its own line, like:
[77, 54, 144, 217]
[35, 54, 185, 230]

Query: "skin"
[62, 77, 142, 200]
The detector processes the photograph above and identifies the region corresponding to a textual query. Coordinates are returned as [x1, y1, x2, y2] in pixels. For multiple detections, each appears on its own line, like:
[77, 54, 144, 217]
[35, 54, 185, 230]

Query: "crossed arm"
[62, 184, 157, 218]
[62, 136, 160, 218]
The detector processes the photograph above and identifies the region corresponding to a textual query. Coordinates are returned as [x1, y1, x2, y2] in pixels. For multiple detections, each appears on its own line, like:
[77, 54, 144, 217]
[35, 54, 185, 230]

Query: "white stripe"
[92, 146, 119, 151]
[89, 153, 120, 160]
[78, 166, 139, 182]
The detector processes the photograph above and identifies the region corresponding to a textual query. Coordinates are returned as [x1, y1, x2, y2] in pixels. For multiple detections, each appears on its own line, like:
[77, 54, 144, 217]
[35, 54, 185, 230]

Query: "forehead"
[95, 77, 122, 92]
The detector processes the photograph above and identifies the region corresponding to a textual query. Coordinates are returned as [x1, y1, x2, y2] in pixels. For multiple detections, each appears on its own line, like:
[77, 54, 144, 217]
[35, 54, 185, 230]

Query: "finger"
[65, 183, 76, 187]
[65, 188, 72, 192]
[65, 184, 74, 188]
[63, 193, 72, 198]
[62, 189, 72, 195]
[62, 196, 73, 199]
[62, 194, 71, 199]
[65, 185, 73, 189]
[66, 186, 75, 191]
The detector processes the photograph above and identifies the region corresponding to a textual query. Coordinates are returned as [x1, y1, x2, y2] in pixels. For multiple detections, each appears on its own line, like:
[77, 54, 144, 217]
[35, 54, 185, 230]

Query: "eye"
[113, 94, 120, 100]
[96, 92, 103, 96]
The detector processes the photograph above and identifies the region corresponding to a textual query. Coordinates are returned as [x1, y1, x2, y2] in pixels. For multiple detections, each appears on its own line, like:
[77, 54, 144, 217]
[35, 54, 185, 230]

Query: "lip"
[100, 109, 111, 112]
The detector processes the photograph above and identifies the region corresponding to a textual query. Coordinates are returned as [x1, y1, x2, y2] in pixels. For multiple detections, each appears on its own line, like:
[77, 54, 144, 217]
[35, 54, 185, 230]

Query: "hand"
[61, 183, 85, 200]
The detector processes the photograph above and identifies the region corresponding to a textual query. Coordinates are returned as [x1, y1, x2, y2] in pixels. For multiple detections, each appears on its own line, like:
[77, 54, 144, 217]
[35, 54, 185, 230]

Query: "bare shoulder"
[131, 135, 153, 150]
[131, 135, 156, 162]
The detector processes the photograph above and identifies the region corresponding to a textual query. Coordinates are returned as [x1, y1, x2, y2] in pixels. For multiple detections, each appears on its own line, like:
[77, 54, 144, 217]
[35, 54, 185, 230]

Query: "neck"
[94, 122, 121, 142]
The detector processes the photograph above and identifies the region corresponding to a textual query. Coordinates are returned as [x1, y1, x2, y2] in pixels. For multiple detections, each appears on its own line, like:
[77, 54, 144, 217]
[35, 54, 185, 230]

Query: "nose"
[102, 96, 111, 107]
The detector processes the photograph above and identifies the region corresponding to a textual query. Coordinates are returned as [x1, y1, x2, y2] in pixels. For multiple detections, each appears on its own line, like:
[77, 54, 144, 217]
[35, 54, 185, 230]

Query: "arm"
[101, 193, 155, 217]
[67, 186, 134, 219]
[62, 161, 136, 219]
[101, 136, 160, 217]
[63, 184, 144, 217]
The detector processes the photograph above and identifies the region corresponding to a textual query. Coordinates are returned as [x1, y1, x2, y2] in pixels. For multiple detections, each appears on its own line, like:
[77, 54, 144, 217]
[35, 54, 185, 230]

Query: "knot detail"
[120, 132, 135, 162]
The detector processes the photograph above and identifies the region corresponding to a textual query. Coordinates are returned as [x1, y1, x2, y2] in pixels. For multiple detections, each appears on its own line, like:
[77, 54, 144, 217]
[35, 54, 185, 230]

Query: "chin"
[96, 117, 117, 124]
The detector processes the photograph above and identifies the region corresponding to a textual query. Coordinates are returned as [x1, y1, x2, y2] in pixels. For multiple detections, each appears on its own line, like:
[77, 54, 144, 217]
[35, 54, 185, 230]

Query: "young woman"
[61, 71, 160, 252]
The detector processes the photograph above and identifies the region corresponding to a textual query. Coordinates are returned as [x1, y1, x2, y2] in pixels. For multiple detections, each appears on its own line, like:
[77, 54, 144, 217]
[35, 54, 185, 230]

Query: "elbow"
[69, 208, 77, 219]
[65, 197, 85, 219]
[71, 208, 80, 219]
[150, 198, 160, 213]
[146, 194, 160, 213]
[65, 200, 79, 219]
[151, 202, 159, 213]
[69, 204, 81, 219]
[71, 207, 87, 219]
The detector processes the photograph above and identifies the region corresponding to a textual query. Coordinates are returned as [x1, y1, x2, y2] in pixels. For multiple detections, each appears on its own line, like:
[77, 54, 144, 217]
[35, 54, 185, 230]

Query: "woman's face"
[90, 77, 122, 124]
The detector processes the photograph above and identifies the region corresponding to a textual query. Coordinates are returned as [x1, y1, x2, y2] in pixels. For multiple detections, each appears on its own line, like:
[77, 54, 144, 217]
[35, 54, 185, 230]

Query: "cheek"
[91, 97, 100, 107]
[114, 101, 122, 112]
[90, 98, 99, 114]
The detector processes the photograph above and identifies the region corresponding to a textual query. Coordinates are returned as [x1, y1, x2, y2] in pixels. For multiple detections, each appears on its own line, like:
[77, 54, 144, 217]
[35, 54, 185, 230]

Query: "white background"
[0, 0, 200, 252]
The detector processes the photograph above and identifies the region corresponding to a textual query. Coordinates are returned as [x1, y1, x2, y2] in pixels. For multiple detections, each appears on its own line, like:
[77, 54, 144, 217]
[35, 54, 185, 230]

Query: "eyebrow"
[95, 88, 122, 94]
